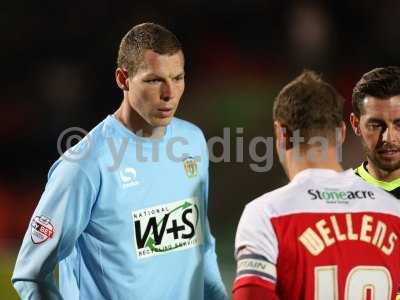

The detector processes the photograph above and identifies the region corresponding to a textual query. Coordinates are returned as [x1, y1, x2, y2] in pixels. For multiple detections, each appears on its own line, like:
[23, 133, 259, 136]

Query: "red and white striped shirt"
[234, 169, 400, 300]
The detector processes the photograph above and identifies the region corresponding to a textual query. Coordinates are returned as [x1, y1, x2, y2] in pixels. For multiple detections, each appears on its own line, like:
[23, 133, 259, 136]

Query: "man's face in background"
[351, 96, 400, 172]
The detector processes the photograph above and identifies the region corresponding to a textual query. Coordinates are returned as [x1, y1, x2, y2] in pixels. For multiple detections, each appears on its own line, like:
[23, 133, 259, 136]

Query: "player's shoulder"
[245, 168, 400, 218]
[61, 117, 110, 160]
[48, 117, 111, 181]
[349, 169, 400, 203]
[171, 117, 205, 139]
[244, 183, 294, 218]
[245, 169, 324, 211]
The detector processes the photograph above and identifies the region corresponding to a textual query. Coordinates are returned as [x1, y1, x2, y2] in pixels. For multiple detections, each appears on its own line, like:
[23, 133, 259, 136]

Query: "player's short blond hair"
[117, 23, 182, 77]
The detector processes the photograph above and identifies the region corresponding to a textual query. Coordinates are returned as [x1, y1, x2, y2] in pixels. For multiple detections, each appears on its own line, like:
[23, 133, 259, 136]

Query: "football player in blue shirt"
[12, 22, 227, 300]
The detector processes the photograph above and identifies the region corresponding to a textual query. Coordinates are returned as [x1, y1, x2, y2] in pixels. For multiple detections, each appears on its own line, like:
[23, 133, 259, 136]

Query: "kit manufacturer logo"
[120, 167, 140, 188]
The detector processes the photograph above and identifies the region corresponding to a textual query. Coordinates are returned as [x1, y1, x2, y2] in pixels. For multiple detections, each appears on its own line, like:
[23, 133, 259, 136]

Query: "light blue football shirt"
[12, 115, 227, 300]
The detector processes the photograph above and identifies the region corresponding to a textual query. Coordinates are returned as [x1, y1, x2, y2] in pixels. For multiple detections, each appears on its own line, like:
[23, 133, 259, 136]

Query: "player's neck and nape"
[364, 158, 400, 182]
[114, 100, 166, 139]
[284, 146, 343, 181]
[276, 122, 345, 181]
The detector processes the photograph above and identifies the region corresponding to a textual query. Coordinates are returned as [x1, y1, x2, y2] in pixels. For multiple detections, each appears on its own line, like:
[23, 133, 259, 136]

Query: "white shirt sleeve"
[234, 200, 278, 286]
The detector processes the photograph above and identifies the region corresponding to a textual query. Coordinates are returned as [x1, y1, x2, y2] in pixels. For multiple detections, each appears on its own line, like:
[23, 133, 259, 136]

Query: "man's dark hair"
[117, 22, 182, 76]
[273, 70, 344, 141]
[352, 66, 400, 117]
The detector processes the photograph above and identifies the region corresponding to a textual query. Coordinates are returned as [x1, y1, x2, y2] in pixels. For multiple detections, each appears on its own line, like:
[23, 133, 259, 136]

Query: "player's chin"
[151, 116, 174, 127]
[375, 156, 400, 172]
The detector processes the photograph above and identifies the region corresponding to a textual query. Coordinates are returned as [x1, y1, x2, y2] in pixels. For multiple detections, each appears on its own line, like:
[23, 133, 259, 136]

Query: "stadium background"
[2, 1, 400, 298]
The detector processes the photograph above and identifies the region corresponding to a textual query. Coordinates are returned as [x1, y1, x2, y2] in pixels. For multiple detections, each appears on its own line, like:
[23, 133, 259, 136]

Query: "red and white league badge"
[31, 216, 54, 244]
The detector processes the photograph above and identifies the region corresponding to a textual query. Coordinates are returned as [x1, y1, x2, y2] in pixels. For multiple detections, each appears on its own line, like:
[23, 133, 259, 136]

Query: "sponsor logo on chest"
[132, 197, 203, 259]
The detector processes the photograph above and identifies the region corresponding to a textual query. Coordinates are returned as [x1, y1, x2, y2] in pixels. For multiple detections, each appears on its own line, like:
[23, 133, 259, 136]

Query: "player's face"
[351, 96, 400, 172]
[126, 50, 185, 127]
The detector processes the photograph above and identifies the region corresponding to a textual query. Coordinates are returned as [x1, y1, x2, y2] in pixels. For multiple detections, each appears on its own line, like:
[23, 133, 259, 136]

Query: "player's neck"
[365, 159, 400, 182]
[286, 147, 343, 180]
[114, 101, 166, 139]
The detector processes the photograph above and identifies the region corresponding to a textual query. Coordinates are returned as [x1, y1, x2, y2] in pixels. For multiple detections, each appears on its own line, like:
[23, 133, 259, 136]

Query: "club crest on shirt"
[31, 216, 54, 244]
[183, 157, 198, 178]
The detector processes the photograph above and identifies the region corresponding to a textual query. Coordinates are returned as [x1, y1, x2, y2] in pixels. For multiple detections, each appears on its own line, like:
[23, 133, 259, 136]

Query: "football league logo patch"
[31, 216, 54, 244]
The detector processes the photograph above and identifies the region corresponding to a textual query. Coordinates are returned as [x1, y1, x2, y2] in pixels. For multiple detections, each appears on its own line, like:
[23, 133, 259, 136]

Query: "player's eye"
[394, 121, 400, 129]
[144, 78, 162, 84]
[367, 122, 383, 130]
[173, 75, 184, 82]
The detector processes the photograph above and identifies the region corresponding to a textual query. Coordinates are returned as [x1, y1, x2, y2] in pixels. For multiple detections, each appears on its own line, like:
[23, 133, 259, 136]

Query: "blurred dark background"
[2, 1, 400, 298]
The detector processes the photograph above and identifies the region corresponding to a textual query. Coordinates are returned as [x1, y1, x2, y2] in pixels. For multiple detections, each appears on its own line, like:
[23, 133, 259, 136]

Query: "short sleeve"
[233, 201, 278, 292]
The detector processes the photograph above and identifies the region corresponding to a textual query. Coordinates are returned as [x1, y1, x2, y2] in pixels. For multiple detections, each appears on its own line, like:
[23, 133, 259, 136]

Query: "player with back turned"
[12, 23, 227, 300]
[233, 71, 400, 300]
[350, 66, 400, 199]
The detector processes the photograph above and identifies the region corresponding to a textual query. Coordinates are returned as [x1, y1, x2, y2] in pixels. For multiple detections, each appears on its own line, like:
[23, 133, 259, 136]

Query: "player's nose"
[382, 126, 395, 142]
[160, 81, 174, 101]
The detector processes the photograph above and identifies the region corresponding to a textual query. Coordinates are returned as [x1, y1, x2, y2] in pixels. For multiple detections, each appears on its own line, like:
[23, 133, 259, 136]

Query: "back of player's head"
[273, 70, 344, 141]
[117, 23, 182, 77]
[352, 66, 400, 117]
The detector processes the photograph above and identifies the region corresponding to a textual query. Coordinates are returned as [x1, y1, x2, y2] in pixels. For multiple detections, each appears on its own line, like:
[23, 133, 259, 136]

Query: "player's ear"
[337, 121, 347, 144]
[350, 113, 361, 136]
[115, 68, 129, 91]
[274, 121, 292, 151]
